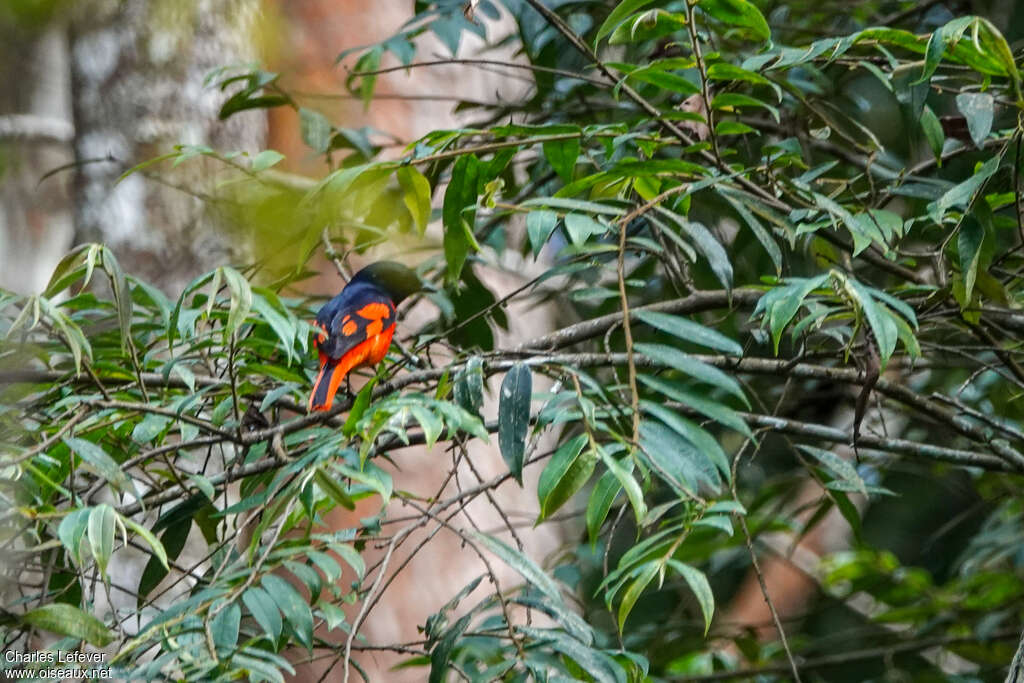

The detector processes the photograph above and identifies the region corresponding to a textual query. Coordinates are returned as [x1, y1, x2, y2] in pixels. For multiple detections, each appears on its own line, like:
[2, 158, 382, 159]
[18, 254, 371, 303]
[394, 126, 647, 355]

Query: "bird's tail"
[308, 358, 347, 412]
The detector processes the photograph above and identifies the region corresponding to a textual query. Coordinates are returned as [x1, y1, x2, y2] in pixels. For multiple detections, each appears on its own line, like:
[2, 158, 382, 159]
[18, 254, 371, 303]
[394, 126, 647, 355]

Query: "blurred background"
[0, 0, 530, 294]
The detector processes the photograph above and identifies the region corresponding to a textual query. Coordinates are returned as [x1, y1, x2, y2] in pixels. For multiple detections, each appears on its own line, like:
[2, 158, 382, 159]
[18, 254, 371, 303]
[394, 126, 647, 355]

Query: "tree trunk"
[69, 0, 266, 292]
[0, 13, 75, 295]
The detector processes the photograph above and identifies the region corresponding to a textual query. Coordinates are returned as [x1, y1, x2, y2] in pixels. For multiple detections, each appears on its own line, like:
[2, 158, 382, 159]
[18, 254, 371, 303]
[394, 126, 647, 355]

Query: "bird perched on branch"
[308, 261, 422, 412]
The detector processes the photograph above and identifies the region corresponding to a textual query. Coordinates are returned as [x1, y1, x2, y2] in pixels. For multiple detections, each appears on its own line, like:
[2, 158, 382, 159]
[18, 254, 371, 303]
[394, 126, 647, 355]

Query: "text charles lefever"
[5, 650, 105, 664]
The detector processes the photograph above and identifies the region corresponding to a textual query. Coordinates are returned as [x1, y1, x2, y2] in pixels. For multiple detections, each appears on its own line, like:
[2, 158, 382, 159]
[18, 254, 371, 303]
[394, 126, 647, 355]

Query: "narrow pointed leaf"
[498, 363, 532, 484]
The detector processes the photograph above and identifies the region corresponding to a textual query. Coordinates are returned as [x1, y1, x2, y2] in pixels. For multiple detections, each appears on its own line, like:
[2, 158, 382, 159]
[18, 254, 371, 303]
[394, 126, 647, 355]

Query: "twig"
[731, 441, 803, 683]
[674, 629, 1018, 681]
[5, 407, 88, 466]
[350, 58, 610, 87]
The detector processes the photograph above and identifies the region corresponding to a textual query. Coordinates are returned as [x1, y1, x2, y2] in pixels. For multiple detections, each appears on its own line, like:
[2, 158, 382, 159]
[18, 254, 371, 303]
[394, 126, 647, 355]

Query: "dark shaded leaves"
[498, 363, 532, 484]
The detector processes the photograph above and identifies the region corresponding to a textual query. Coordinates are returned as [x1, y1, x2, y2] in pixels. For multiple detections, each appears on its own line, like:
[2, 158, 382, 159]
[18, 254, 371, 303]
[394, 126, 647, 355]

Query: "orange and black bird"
[308, 261, 421, 413]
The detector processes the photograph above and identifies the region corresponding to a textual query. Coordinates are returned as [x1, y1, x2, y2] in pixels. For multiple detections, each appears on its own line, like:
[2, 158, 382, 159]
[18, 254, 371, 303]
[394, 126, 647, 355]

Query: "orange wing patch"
[341, 320, 358, 336]
[365, 319, 383, 337]
[356, 302, 390, 320]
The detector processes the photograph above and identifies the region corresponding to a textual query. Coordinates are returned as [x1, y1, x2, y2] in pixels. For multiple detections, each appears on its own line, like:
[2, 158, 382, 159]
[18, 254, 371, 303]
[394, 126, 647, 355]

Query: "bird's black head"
[350, 261, 423, 304]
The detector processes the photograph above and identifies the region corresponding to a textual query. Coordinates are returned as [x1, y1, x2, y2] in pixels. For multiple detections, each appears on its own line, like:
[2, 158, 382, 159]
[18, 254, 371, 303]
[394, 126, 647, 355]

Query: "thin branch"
[350, 57, 610, 87]
[516, 288, 762, 352]
[673, 628, 1019, 681]
[5, 407, 88, 466]
[731, 440, 803, 683]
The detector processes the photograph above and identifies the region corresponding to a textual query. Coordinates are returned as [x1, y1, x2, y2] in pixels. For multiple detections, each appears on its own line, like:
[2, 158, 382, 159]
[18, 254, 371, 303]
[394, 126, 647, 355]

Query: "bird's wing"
[315, 292, 396, 362]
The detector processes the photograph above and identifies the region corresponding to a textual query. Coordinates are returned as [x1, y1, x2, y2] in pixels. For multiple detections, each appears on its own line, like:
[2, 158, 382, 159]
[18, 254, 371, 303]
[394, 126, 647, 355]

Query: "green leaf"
[564, 213, 608, 246]
[38, 297, 91, 375]
[639, 420, 721, 494]
[520, 196, 625, 216]
[251, 290, 297, 365]
[429, 613, 472, 683]
[595, 445, 647, 525]
[350, 46, 382, 109]
[706, 62, 779, 98]
[251, 149, 286, 172]
[122, 516, 169, 571]
[299, 107, 333, 154]
[470, 531, 563, 604]
[232, 655, 289, 683]
[623, 64, 701, 95]
[343, 378, 378, 437]
[331, 541, 366, 580]
[318, 603, 347, 633]
[634, 342, 747, 405]
[64, 437, 131, 492]
[959, 213, 985, 303]
[21, 604, 114, 647]
[537, 435, 594, 522]
[969, 17, 1022, 88]
[57, 508, 90, 565]
[640, 400, 730, 479]
[711, 92, 779, 121]
[797, 445, 867, 495]
[87, 504, 116, 579]
[137, 508, 194, 605]
[222, 266, 253, 336]
[261, 574, 313, 650]
[633, 310, 743, 355]
[830, 489, 865, 543]
[655, 209, 732, 289]
[638, 375, 751, 437]
[920, 105, 945, 162]
[132, 413, 169, 444]
[754, 274, 830, 353]
[442, 154, 481, 283]
[928, 154, 1000, 223]
[955, 92, 994, 149]
[307, 551, 343, 582]
[334, 461, 392, 506]
[187, 473, 216, 501]
[698, 0, 770, 41]
[719, 191, 782, 274]
[715, 120, 757, 136]
[696, 514, 734, 536]
[100, 246, 133, 354]
[498, 363, 532, 484]
[453, 356, 484, 417]
[518, 627, 623, 683]
[543, 136, 581, 183]
[666, 560, 714, 635]
[315, 468, 356, 511]
[618, 562, 659, 632]
[243, 586, 283, 644]
[527, 210, 559, 258]
[595, 0, 658, 46]
[397, 166, 432, 234]
[916, 16, 974, 84]
[410, 404, 444, 448]
[587, 469, 622, 546]
[210, 601, 241, 657]
[842, 277, 898, 368]
[609, 9, 687, 45]
[261, 383, 297, 412]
